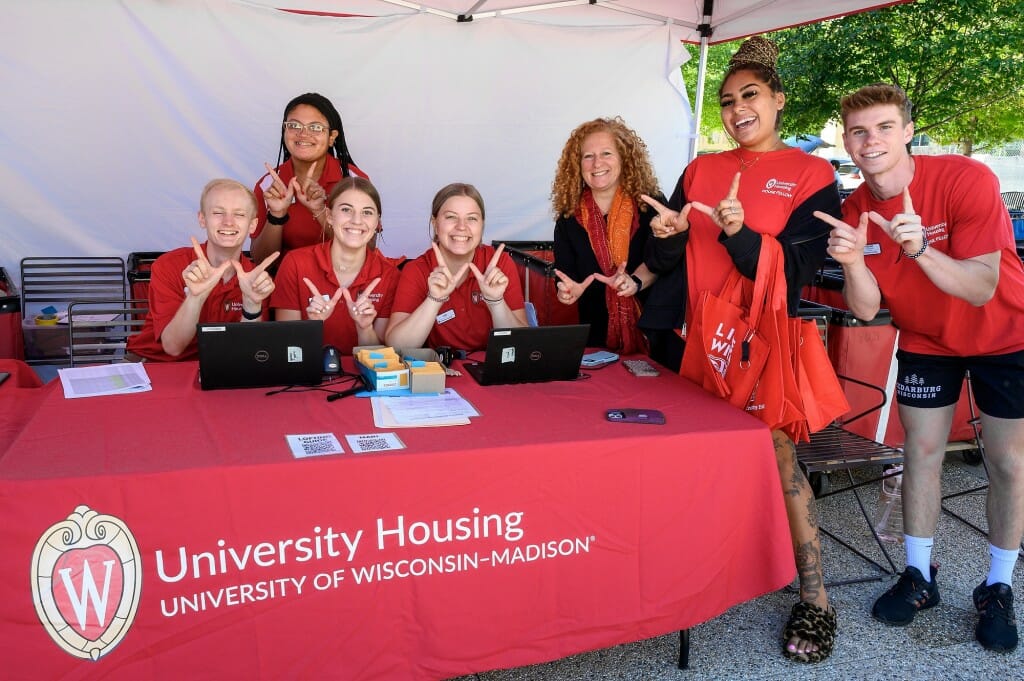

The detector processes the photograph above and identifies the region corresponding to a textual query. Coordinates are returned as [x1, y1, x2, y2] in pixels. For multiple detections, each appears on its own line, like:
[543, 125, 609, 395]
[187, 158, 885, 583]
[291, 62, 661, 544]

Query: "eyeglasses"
[283, 120, 328, 135]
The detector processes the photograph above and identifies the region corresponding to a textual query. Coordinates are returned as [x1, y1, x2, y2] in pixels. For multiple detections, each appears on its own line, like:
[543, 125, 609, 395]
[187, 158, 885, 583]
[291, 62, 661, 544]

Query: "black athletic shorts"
[895, 349, 1024, 419]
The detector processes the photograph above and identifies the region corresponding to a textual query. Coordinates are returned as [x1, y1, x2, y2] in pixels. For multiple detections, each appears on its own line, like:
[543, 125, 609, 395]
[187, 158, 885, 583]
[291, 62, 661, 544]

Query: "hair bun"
[728, 36, 779, 71]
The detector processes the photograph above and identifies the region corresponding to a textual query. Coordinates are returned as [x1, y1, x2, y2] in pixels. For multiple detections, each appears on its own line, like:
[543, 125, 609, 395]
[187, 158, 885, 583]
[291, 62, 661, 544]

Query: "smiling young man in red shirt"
[817, 84, 1023, 653]
[127, 179, 278, 361]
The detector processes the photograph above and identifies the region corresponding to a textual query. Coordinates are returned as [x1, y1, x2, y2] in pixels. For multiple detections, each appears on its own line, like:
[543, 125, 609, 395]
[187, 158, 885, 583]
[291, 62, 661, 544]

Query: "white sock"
[904, 534, 934, 581]
[986, 543, 1018, 587]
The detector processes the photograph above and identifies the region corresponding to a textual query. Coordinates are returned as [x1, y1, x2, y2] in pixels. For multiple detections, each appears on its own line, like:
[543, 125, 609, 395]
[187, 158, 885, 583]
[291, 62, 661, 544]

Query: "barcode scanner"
[323, 345, 341, 374]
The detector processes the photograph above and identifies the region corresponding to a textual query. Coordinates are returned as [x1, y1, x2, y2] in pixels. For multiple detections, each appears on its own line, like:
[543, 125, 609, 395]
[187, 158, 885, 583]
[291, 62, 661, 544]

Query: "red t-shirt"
[126, 244, 255, 361]
[252, 156, 368, 254]
[843, 155, 1024, 356]
[684, 147, 835, 308]
[391, 245, 525, 351]
[269, 242, 400, 354]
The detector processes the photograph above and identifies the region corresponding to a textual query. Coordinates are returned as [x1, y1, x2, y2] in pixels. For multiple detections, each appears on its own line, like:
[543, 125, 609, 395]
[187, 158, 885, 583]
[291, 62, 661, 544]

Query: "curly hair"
[550, 117, 660, 218]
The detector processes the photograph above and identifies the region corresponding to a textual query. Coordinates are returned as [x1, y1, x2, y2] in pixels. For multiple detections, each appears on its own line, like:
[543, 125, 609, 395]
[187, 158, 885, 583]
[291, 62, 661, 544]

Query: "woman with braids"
[251, 93, 369, 265]
[551, 117, 679, 364]
[644, 37, 843, 662]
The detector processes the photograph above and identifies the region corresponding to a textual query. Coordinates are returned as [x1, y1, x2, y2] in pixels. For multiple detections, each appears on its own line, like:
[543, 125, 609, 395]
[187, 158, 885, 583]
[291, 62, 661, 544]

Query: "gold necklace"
[737, 151, 766, 172]
[736, 142, 786, 172]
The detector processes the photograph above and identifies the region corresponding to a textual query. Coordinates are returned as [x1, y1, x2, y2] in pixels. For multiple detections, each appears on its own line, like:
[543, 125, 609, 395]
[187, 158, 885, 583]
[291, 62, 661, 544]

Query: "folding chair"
[20, 257, 127, 364]
[67, 299, 148, 366]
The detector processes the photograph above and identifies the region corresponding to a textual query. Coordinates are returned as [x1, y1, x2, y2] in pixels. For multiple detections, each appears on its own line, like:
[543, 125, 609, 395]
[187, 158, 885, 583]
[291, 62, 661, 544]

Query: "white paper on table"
[383, 388, 479, 421]
[286, 433, 345, 459]
[370, 397, 470, 428]
[59, 363, 152, 399]
[345, 432, 406, 454]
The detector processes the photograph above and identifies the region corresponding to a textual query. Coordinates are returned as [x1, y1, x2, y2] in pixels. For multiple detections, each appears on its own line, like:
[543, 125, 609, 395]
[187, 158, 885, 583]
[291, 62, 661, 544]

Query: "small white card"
[345, 432, 406, 454]
[286, 433, 345, 458]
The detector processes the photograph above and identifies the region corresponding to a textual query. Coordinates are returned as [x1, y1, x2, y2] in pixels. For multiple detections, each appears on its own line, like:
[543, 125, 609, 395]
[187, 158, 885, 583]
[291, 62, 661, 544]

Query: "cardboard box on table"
[354, 346, 445, 394]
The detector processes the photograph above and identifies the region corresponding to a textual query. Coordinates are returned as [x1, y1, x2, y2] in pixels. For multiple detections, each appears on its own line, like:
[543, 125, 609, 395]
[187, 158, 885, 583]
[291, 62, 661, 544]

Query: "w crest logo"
[31, 506, 142, 661]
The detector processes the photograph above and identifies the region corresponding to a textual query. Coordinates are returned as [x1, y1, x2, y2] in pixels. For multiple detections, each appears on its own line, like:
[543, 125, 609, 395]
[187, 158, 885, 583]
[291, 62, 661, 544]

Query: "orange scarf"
[576, 187, 648, 354]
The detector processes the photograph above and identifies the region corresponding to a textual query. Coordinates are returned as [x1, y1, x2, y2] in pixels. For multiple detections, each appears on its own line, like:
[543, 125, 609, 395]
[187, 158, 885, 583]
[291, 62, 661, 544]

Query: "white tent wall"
[0, 1, 691, 281]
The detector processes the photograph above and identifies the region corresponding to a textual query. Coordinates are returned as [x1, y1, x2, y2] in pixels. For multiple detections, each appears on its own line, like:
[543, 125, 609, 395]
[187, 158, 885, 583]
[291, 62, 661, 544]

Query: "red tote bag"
[682, 237, 845, 442]
[681, 237, 779, 410]
[792, 318, 850, 436]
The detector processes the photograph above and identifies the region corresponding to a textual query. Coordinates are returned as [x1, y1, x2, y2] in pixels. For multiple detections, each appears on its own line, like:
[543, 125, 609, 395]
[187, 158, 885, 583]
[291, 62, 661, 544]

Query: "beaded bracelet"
[905, 235, 928, 260]
[427, 293, 450, 304]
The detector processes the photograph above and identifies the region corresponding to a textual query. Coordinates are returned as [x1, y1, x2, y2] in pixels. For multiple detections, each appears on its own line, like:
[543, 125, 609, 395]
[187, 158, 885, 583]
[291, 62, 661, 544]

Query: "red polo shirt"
[126, 244, 254, 362]
[270, 242, 400, 353]
[252, 156, 369, 254]
[391, 245, 524, 351]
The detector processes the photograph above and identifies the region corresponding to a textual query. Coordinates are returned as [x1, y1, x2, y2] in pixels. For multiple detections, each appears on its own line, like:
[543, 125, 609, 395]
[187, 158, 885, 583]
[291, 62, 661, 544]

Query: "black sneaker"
[973, 581, 1018, 653]
[871, 565, 940, 626]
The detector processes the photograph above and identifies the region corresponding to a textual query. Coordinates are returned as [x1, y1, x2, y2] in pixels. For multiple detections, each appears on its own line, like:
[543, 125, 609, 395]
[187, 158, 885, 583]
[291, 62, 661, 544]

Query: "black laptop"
[197, 320, 324, 390]
[463, 324, 590, 386]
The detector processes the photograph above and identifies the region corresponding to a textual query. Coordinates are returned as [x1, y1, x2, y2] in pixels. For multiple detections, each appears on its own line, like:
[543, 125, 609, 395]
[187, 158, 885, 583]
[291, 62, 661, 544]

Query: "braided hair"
[276, 92, 357, 175]
[719, 36, 784, 130]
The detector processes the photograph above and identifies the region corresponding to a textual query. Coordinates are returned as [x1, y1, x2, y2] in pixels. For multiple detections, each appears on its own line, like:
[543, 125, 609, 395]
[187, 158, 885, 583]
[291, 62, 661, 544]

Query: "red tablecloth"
[0, 360, 794, 680]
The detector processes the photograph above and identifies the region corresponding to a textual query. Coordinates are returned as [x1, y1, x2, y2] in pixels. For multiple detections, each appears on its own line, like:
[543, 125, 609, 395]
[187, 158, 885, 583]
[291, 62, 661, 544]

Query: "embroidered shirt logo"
[925, 222, 949, 244]
[31, 505, 142, 661]
[761, 178, 797, 199]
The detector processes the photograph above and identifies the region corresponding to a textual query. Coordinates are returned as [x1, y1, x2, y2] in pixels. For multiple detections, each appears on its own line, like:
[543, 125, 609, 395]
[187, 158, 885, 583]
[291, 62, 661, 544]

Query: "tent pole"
[689, 38, 709, 161]
[688, 1, 714, 162]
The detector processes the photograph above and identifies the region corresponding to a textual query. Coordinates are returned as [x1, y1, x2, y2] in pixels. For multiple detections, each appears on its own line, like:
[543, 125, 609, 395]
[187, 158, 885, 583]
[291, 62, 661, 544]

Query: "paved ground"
[452, 455, 1024, 681]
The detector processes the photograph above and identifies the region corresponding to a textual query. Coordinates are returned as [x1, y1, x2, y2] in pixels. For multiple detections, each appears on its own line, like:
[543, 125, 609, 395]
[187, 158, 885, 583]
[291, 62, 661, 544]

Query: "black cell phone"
[606, 408, 666, 425]
[0, 372, 9, 387]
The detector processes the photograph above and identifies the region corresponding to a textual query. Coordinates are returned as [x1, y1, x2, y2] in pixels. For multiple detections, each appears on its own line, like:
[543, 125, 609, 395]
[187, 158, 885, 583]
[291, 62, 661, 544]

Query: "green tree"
[681, 41, 740, 143]
[775, 0, 1024, 155]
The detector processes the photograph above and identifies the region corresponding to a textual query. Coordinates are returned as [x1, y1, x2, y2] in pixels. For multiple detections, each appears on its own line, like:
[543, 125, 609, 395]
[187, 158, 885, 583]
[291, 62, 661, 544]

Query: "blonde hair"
[550, 117, 659, 218]
[199, 178, 257, 214]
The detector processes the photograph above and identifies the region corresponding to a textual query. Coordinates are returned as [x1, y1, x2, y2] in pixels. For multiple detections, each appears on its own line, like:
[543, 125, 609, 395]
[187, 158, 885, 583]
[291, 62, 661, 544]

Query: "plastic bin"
[492, 241, 578, 327]
[0, 268, 24, 359]
[1010, 209, 1024, 242]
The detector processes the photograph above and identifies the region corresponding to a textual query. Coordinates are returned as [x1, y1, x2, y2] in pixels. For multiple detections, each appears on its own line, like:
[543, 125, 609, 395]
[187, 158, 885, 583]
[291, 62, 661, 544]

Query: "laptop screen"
[464, 324, 590, 385]
[197, 320, 324, 390]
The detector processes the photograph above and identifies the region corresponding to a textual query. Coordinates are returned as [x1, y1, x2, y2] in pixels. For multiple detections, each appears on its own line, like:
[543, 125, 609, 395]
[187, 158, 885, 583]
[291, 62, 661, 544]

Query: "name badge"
[864, 243, 882, 256]
[436, 309, 456, 325]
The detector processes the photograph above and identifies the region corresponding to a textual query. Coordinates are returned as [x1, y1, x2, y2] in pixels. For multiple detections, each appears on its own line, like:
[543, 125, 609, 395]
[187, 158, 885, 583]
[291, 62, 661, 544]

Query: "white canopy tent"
[1, 0, 907, 283]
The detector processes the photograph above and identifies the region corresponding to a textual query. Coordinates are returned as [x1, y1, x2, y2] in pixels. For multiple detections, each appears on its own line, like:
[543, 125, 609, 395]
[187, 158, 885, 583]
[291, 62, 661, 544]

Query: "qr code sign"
[300, 435, 337, 455]
[346, 433, 406, 454]
[286, 433, 344, 459]
[356, 436, 389, 451]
